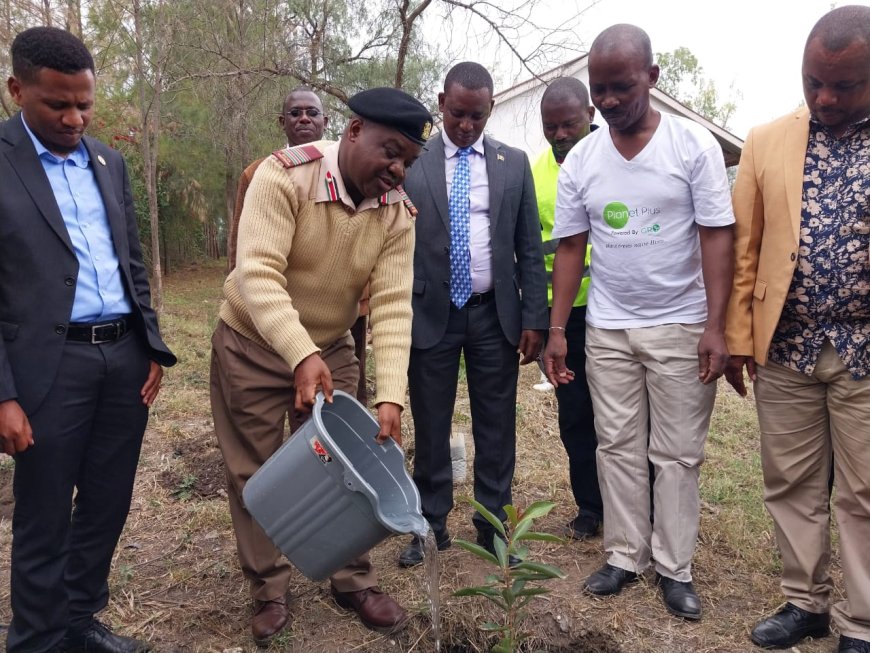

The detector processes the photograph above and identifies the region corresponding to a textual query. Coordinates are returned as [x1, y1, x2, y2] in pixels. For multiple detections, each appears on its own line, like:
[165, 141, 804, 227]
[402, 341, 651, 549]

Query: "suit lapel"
[421, 133, 450, 233]
[84, 137, 127, 260]
[2, 116, 73, 252]
[484, 136, 505, 234]
[783, 109, 810, 244]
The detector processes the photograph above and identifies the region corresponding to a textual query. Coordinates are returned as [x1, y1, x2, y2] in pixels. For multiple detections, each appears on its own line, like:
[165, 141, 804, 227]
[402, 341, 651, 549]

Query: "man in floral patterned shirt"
[725, 6, 870, 652]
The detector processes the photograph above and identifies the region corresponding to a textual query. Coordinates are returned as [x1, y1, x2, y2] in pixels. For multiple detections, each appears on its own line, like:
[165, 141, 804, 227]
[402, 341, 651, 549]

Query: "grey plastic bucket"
[242, 390, 427, 581]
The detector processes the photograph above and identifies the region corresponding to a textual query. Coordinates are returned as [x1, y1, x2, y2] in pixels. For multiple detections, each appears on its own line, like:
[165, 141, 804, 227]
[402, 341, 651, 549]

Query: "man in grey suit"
[0, 27, 175, 653]
[398, 62, 547, 567]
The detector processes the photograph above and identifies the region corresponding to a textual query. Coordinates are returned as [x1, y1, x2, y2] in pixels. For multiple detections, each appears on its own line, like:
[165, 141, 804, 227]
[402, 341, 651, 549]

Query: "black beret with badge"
[347, 87, 433, 146]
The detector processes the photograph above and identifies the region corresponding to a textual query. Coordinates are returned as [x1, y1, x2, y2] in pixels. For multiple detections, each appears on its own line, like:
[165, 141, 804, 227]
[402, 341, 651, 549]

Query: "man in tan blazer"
[724, 6, 870, 652]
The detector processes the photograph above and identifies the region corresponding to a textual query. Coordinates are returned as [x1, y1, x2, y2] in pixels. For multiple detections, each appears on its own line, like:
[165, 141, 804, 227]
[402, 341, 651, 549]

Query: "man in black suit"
[398, 62, 547, 566]
[0, 27, 175, 653]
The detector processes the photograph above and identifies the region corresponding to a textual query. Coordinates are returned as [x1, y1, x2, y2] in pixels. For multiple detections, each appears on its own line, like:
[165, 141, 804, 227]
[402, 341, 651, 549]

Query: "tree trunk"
[395, 0, 431, 88]
[66, 0, 82, 36]
[219, 1, 252, 260]
[224, 163, 235, 262]
[133, 0, 164, 315]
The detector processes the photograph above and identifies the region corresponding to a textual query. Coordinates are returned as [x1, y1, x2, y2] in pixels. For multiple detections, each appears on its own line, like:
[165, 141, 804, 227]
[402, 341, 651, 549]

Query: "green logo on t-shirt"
[603, 201, 630, 229]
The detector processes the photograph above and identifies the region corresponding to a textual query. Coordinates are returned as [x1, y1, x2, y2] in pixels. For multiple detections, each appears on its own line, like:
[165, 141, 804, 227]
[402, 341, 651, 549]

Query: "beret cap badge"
[421, 121, 432, 141]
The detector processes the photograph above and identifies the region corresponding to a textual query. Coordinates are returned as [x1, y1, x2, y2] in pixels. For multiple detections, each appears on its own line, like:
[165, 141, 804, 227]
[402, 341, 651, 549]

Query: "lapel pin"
[97, 154, 107, 166]
[497, 153, 505, 162]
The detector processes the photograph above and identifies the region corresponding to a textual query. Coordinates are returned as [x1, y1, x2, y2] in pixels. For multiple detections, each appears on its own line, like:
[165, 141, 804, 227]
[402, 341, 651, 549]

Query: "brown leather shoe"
[252, 597, 289, 647]
[331, 586, 409, 633]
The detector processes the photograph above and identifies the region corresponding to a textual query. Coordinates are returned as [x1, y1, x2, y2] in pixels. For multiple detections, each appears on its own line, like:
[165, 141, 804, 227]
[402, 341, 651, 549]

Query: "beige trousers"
[755, 341, 870, 640]
[586, 323, 716, 582]
[209, 320, 377, 602]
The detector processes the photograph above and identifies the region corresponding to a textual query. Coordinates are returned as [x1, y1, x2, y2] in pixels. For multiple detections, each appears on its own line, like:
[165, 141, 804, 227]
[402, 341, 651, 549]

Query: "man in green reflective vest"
[531, 77, 601, 539]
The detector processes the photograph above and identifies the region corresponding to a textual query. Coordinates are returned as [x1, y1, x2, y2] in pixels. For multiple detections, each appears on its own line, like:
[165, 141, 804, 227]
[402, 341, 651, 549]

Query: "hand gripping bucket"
[242, 390, 427, 581]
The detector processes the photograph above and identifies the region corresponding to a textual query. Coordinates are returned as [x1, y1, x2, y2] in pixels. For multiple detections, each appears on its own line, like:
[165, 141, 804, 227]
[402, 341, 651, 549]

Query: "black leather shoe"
[750, 602, 830, 648]
[656, 573, 702, 620]
[476, 530, 521, 568]
[584, 563, 638, 596]
[565, 513, 601, 540]
[839, 635, 870, 652]
[61, 619, 151, 653]
[398, 529, 451, 567]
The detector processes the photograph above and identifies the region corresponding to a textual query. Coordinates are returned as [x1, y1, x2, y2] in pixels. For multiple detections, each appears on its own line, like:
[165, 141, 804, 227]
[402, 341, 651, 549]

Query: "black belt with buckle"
[67, 316, 131, 344]
[466, 290, 495, 308]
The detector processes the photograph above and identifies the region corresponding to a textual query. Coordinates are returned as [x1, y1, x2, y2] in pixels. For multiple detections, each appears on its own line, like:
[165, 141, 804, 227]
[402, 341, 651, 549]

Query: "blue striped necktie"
[449, 146, 473, 308]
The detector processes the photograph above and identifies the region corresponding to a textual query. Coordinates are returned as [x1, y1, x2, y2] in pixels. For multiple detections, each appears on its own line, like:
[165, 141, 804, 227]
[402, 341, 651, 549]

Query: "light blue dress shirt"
[442, 132, 492, 293]
[21, 115, 132, 322]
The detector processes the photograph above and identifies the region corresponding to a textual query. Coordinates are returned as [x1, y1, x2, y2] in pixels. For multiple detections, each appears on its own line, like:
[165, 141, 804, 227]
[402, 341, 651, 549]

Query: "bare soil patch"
[157, 429, 226, 501]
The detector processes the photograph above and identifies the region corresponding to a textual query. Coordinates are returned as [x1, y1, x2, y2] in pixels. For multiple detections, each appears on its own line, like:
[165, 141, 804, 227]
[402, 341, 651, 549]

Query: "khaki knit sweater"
[219, 144, 415, 406]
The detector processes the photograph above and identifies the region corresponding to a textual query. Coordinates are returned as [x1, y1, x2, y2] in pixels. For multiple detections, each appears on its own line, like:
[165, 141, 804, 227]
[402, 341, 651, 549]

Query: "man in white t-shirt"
[542, 23, 734, 621]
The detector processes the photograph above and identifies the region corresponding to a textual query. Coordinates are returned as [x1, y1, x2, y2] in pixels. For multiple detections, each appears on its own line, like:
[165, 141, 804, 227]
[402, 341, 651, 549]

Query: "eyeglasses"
[283, 108, 323, 119]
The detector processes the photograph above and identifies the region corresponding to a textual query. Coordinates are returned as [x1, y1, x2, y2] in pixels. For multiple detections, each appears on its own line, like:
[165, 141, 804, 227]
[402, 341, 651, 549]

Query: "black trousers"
[7, 332, 150, 653]
[553, 306, 603, 520]
[409, 300, 518, 536]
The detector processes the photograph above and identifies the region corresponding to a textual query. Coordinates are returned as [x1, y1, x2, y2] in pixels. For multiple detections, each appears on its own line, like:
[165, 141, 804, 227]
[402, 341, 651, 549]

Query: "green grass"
[172, 474, 199, 501]
[701, 387, 779, 572]
[150, 261, 224, 436]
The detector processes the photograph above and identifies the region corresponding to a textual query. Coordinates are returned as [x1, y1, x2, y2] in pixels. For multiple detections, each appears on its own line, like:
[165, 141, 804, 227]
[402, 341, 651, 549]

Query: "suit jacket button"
[55, 325, 66, 335]
[790, 253, 796, 261]
[65, 277, 75, 286]
[443, 246, 450, 254]
[442, 280, 450, 288]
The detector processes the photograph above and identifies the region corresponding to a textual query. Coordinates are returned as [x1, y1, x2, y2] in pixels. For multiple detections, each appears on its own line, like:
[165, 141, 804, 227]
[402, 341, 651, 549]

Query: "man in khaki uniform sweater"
[210, 87, 431, 645]
[228, 88, 371, 407]
[725, 6, 870, 652]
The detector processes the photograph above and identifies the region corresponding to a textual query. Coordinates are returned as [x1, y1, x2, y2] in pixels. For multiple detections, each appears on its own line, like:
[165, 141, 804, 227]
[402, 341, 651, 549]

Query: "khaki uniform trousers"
[586, 323, 716, 582]
[210, 320, 377, 603]
[755, 341, 870, 640]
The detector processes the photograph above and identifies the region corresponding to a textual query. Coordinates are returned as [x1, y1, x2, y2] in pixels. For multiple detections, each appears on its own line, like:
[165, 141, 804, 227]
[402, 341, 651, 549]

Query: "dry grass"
[0, 260, 844, 653]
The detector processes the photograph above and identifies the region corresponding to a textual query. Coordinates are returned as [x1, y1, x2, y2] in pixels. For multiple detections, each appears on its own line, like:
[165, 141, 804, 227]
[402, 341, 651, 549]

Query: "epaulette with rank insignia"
[271, 144, 324, 168]
[378, 185, 418, 217]
[397, 186, 418, 217]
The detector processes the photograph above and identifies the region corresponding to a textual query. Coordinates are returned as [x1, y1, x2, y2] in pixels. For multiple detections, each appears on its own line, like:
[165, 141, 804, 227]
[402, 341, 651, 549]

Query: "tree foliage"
[656, 46, 741, 129]
[1, 0, 588, 278]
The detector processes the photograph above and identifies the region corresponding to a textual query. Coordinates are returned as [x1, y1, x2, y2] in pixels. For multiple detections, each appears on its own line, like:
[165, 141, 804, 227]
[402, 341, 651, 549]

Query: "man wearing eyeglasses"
[279, 94, 328, 145]
[227, 88, 329, 268]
